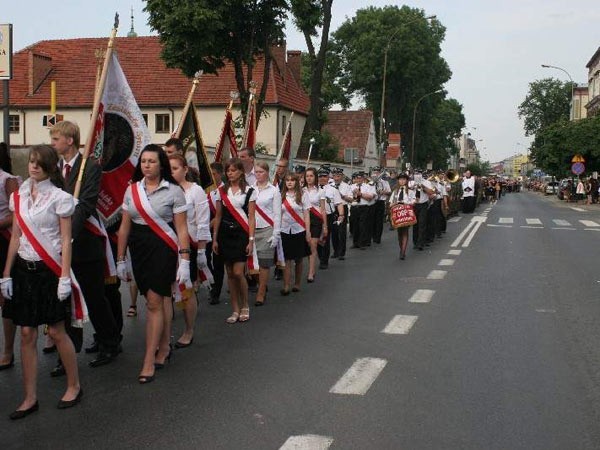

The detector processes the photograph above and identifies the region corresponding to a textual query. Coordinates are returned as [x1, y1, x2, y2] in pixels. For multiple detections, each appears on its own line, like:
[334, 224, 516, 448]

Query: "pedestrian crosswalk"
[482, 217, 600, 229]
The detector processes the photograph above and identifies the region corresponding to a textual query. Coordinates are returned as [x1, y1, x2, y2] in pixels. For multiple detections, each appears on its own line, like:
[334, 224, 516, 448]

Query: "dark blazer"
[62, 154, 104, 263]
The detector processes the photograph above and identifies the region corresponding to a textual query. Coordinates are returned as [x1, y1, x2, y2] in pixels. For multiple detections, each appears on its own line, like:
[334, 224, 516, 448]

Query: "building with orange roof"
[1, 36, 309, 156]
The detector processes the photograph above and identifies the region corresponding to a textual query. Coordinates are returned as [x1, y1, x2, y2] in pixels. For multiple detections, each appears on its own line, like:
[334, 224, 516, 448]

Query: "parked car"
[545, 181, 559, 195]
[557, 179, 570, 200]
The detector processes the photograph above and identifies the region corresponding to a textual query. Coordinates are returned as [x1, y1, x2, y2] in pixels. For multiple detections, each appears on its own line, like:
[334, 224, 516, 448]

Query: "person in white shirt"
[317, 168, 344, 269]
[252, 162, 281, 306]
[280, 174, 311, 294]
[350, 171, 376, 250]
[238, 147, 257, 187]
[409, 171, 435, 251]
[331, 168, 353, 260]
[461, 170, 476, 213]
[370, 167, 391, 244]
[389, 173, 416, 260]
[303, 168, 327, 282]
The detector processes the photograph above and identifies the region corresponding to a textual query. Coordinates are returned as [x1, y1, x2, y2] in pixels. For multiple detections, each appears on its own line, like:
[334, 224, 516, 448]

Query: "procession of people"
[0, 121, 483, 420]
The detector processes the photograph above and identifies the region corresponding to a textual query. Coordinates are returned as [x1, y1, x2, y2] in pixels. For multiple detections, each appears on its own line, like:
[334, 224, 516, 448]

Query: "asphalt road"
[3, 191, 600, 449]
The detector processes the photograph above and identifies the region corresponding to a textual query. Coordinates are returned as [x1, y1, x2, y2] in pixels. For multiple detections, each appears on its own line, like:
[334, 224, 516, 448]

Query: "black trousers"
[427, 199, 443, 240]
[412, 202, 429, 248]
[104, 280, 123, 337]
[332, 205, 348, 257]
[66, 260, 120, 353]
[352, 206, 370, 248]
[206, 241, 224, 297]
[462, 196, 476, 213]
[372, 200, 386, 243]
[317, 213, 336, 265]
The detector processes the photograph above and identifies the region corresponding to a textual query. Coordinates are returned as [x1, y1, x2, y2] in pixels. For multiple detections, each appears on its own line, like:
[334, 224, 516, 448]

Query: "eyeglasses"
[276, 165, 287, 168]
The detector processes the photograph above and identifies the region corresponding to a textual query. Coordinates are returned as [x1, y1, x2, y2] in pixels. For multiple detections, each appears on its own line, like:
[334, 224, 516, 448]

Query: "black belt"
[15, 256, 49, 273]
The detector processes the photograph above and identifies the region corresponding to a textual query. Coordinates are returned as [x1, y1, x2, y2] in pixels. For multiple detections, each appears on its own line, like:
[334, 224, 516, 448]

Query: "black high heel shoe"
[9, 401, 39, 420]
[0, 354, 15, 371]
[154, 349, 172, 370]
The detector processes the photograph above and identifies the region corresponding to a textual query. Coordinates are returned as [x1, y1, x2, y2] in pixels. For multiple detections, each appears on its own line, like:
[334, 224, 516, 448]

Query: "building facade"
[586, 46, 600, 117]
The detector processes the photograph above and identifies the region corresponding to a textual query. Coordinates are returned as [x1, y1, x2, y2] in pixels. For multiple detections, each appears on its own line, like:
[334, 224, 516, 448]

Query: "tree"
[517, 78, 574, 137]
[144, 0, 288, 122]
[331, 5, 451, 147]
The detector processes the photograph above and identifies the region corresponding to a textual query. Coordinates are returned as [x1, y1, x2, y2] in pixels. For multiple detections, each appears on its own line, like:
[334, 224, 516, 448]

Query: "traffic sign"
[571, 154, 585, 163]
[571, 162, 585, 175]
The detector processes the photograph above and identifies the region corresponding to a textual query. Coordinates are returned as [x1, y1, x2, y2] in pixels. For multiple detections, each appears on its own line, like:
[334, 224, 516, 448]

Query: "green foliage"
[466, 161, 490, 177]
[300, 51, 350, 111]
[518, 78, 573, 137]
[331, 5, 451, 143]
[302, 129, 340, 163]
[531, 116, 600, 177]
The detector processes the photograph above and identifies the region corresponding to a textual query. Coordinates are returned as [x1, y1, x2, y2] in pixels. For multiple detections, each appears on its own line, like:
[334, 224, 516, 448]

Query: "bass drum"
[389, 203, 417, 229]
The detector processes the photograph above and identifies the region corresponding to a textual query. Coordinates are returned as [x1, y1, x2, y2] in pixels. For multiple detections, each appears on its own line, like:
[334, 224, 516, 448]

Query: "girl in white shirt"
[389, 173, 416, 260]
[253, 162, 281, 306]
[280, 174, 311, 294]
[169, 154, 210, 348]
[303, 168, 327, 282]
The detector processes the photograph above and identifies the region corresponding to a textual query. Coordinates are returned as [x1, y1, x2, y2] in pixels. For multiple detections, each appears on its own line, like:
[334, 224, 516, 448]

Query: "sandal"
[239, 308, 250, 322]
[127, 305, 137, 317]
[226, 312, 239, 324]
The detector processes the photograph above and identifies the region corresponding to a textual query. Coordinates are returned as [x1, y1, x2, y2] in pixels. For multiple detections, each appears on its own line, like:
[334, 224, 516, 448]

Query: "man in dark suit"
[50, 121, 121, 374]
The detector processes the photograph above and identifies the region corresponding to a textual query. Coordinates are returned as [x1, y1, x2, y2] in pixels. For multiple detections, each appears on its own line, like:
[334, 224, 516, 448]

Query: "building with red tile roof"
[1, 36, 309, 156]
[322, 110, 378, 168]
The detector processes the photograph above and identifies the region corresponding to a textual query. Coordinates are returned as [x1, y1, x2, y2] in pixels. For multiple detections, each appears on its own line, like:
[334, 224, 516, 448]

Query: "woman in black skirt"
[280, 174, 311, 294]
[2, 145, 81, 419]
[212, 158, 256, 324]
[303, 168, 327, 282]
[117, 145, 191, 384]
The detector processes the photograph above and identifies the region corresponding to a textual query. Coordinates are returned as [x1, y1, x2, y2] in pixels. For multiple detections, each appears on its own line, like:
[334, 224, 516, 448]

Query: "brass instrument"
[446, 169, 460, 183]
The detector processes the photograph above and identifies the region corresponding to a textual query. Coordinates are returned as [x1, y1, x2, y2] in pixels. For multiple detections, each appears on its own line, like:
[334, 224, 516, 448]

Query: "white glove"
[196, 249, 208, 269]
[0, 277, 12, 300]
[176, 259, 192, 288]
[57, 277, 71, 301]
[267, 231, 281, 249]
[117, 260, 131, 282]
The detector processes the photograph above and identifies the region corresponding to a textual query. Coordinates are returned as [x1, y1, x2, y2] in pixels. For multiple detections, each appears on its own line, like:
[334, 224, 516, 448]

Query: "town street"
[3, 191, 600, 449]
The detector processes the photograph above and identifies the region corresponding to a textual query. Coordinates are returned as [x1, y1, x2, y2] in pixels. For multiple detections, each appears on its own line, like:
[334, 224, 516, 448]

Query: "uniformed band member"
[409, 171, 434, 251]
[426, 173, 444, 243]
[350, 171, 376, 250]
[51, 121, 121, 373]
[461, 170, 476, 213]
[317, 168, 343, 269]
[370, 167, 391, 244]
[331, 167, 352, 260]
[389, 172, 415, 260]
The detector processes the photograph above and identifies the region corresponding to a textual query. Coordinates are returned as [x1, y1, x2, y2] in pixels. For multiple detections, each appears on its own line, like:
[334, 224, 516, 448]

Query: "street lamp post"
[379, 15, 436, 159]
[541, 64, 575, 119]
[411, 88, 444, 167]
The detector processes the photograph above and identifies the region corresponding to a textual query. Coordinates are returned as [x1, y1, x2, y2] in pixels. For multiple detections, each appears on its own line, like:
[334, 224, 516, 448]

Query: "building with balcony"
[585, 46, 600, 117]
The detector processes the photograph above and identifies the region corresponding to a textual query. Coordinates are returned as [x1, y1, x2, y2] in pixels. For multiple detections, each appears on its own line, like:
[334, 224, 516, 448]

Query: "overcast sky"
[6, 0, 600, 162]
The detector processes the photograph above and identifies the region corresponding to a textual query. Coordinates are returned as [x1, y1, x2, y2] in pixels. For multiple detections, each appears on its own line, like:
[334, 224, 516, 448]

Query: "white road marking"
[447, 249, 462, 255]
[553, 219, 571, 226]
[408, 289, 435, 303]
[280, 435, 334, 450]
[451, 220, 476, 247]
[462, 221, 484, 247]
[526, 218, 542, 225]
[381, 315, 418, 334]
[580, 220, 600, 227]
[448, 217, 462, 223]
[329, 358, 387, 395]
[438, 259, 455, 266]
[535, 309, 556, 314]
[585, 228, 600, 232]
[551, 227, 576, 230]
[520, 226, 543, 229]
[487, 224, 512, 228]
[427, 270, 447, 280]
[570, 207, 585, 212]
[499, 217, 513, 224]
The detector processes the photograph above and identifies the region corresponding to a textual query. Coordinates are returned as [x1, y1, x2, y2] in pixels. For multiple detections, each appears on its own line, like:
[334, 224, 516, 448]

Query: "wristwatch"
[249, 236, 255, 241]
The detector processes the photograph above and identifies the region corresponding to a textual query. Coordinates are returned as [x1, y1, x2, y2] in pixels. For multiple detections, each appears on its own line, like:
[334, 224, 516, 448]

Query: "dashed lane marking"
[551, 227, 576, 230]
[526, 218, 542, 225]
[280, 435, 334, 450]
[427, 270, 447, 280]
[570, 207, 585, 212]
[585, 228, 600, 232]
[580, 220, 600, 227]
[499, 217, 513, 224]
[553, 219, 571, 226]
[520, 225, 544, 229]
[381, 315, 418, 334]
[487, 224, 512, 228]
[447, 249, 462, 255]
[536, 309, 556, 313]
[462, 220, 484, 247]
[329, 358, 387, 395]
[438, 259, 455, 266]
[408, 289, 435, 303]
[448, 217, 462, 223]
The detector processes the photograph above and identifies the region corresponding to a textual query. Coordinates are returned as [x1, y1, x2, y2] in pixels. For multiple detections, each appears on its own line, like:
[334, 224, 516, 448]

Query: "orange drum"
[389, 203, 417, 228]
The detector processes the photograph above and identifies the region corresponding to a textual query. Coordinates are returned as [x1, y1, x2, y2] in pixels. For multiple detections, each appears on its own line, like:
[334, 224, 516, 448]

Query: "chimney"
[271, 42, 286, 82]
[287, 50, 302, 84]
[28, 51, 52, 96]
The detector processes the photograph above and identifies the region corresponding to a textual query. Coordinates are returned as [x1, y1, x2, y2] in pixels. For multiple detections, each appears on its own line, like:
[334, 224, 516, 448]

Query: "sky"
[5, 0, 600, 162]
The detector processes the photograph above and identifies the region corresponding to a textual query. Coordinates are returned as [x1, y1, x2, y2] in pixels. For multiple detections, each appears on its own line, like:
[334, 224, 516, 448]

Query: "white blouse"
[214, 185, 258, 212]
[390, 185, 416, 205]
[304, 186, 325, 210]
[254, 183, 282, 231]
[184, 183, 211, 242]
[281, 192, 311, 234]
[9, 178, 75, 262]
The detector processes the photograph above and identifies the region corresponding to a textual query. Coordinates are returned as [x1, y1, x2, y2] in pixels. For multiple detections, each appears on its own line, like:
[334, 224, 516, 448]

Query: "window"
[9, 115, 20, 133]
[281, 115, 287, 135]
[142, 114, 148, 125]
[344, 148, 359, 163]
[155, 114, 170, 133]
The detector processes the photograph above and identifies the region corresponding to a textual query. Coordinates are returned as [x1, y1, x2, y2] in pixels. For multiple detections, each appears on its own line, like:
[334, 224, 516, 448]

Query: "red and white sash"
[309, 206, 323, 223]
[84, 216, 117, 281]
[130, 182, 179, 253]
[207, 192, 216, 217]
[255, 204, 285, 267]
[13, 191, 88, 328]
[283, 198, 306, 229]
[218, 187, 258, 273]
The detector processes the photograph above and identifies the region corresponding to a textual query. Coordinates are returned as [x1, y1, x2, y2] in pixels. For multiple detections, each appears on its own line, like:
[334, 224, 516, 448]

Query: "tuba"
[446, 169, 460, 183]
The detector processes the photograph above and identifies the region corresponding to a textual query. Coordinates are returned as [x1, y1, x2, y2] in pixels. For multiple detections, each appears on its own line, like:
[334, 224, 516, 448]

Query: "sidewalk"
[526, 189, 600, 212]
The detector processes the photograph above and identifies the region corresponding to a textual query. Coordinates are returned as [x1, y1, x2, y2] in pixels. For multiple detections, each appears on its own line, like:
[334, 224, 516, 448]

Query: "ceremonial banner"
[88, 52, 151, 224]
[214, 108, 238, 163]
[176, 102, 216, 190]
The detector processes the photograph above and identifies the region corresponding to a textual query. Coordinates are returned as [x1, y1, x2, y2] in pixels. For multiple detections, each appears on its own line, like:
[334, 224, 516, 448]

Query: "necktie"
[64, 163, 71, 179]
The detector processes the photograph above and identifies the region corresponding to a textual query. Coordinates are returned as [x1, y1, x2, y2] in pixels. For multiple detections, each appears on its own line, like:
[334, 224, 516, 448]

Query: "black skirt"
[309, 214, 323, 239]
[8, 256, 68, 327]
[0, 234, 10, 319]
[129, 223, 177, 297]
[218, 222, 248, 263]
[281, 231, 311, 260]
